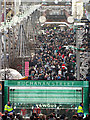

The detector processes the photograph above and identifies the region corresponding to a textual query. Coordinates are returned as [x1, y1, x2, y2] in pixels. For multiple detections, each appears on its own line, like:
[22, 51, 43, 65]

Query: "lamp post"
[74, 22, 86, 80]
[76, 29, 80, 80]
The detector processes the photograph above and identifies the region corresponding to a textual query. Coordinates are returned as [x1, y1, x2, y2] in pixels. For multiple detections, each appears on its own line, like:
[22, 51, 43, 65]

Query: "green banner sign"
[4, 80, 89, 116]
[4, 80, 89, 87]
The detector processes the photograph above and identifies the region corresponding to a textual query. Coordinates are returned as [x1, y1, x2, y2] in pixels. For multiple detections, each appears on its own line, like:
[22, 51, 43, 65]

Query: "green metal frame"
[4, 80, 89, 115]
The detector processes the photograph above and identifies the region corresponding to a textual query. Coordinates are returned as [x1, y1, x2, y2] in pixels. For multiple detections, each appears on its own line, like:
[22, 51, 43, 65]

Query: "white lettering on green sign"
[16, 81, 77, 86]
[5, 80, 89, 87]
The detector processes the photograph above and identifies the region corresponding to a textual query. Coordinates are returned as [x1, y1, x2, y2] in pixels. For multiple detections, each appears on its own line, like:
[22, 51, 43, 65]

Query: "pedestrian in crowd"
[2, 110, 10, 120]
[83, 114, 89, 120]
[49, 114, 55, 120]
[77, 103, 84, 119]
[72, 115, 78, 120]
[37, 106, 41, 115]
[0, 112, 2, 120]
[60, 114, 66, 120]
[33, 105, 37, 114]
[4, 101, 13, 119]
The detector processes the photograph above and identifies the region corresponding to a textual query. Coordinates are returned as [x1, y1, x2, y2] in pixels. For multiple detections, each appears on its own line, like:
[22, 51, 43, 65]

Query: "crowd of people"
[30, 112, 89, 120]
[29, 26, 78, 80]
[0, 101, 89, 120]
